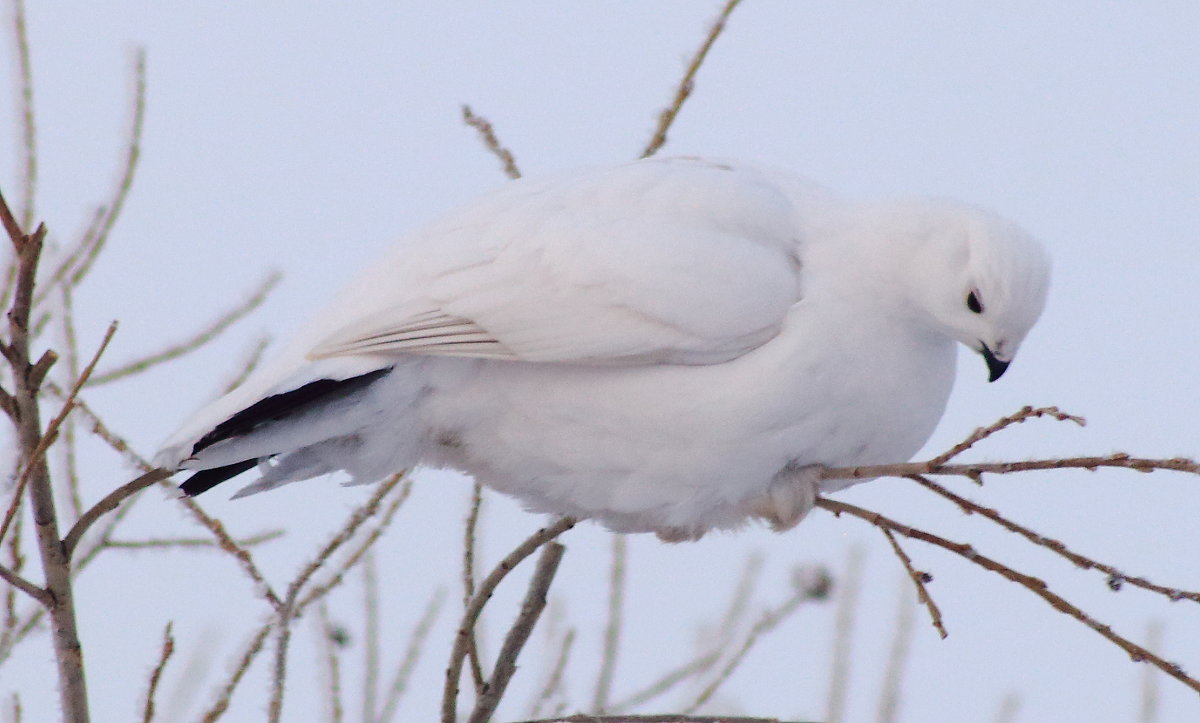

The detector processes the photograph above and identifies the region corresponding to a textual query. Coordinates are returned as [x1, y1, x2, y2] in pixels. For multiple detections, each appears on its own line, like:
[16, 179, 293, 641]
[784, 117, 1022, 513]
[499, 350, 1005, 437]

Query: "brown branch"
[462, 105, 522, 179]
[87, 271, 280, 386]
[880, 527, 947, 638]
[818, 498, 1200, 695]
[822, 453, 1200, 482]
[462, 481, 486, 694]
[907, 473, 1200, 605]
[929, 405, 1085, 467]
[640, 0, 744, 158]
[61, 468, 171, 560]
[443, 516, 576, 723]
[140, 622, 174, 723]
[467, 541, 566, 723]
[200, 620, 273, 723]
[0, 560, 46, 605]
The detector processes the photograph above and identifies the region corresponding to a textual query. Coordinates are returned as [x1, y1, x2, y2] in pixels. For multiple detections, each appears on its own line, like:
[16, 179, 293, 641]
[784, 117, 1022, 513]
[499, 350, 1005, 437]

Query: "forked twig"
[818, 498, 1200, 695]
[928, 405, 1085, 467]
[880, 527, 946, 638]
[443, 516, 576, 723]
[466, 542, 566, 723]
[907, 473, 1200, 605]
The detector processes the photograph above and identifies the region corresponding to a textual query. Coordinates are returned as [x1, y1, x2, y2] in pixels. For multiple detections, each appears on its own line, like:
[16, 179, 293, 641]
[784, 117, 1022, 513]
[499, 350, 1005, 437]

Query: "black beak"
[980, 343, 1010, 382]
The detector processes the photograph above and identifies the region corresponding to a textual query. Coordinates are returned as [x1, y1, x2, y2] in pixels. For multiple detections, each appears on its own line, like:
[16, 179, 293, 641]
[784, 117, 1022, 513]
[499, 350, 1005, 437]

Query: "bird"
[155, 156, 1051, 542]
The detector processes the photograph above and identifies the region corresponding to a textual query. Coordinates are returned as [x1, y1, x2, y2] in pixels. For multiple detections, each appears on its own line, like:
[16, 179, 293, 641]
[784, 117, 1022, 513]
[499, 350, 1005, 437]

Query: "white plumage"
[156, 157, 1050, 540]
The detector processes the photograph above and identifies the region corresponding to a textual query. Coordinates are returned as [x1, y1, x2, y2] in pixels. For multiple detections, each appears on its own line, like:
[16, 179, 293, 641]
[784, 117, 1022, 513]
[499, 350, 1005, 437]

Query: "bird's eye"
[966, 290, 983, 314]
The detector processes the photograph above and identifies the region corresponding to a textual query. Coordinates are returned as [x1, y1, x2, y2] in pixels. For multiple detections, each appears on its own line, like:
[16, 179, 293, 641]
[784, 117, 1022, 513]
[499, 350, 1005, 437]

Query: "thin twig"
[12, 0, 36, 280]
[612, 553, 763, 712]
[377, 587, 446, 723]
[443, 516, 576, 723]
[315, 603, 344, 723]
[825, 546, 864, 723]
[66, 49, 145, 288]
[640, 0, 744, 158]
[103, 530, 283, 550]
[0, 561, 45, 605]
[362, 550, 379, 723]
[875, 575, 917, 723]
[462, 481, 486, 693]
[529, 627, 575, 720]
[683, 565, 832, 714]
[140, 622, 175, 723]
[461, 106, 521, 179]
[880, 527, 946, 638]
[592, 534, 627, 714]
[908, 474, 1200, 605]
[928, 405, 1085, 467]
[822, 453, 1200, 482]
[818, 498, 1200, 695]
[200, 621, 273, 723]
[87, 272, 280, 386]
[466, 541, 566, 723]
[266, 618, 293, 723]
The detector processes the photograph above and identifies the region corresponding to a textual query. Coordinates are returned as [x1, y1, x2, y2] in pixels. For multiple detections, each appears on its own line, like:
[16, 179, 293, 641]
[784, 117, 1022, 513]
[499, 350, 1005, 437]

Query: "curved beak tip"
[981, 345, 1011, 382]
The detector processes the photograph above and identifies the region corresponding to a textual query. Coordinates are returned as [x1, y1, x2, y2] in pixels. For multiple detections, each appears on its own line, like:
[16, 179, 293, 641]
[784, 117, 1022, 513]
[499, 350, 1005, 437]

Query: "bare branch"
[443, 516, 576, 723]
[61, 468, 171, 561]
[928, 405, 1085, 467]
[200, 621, 273, 723]
[315, 604, 344, 723]
[880, 527, 946, 638]
[592, 534, 627, 713]
[824, 548, 863, 723]
[12, 0, 36, 231]
[462, 481, 486, 694]
[461, 105, 522, 179]
[103, 530, 283, 550]
[876, 575, 917, 723]
[377, 587, 446, 723]
[87, 272, 280, 386]
[683, 565, 832, 715]
[0, 560, 46, 605]
[140, 622, 175, 723]
[361, 550, 379, 723]
[818, 498, 1200, 695]
[823, 453, 1200, 483]
[908, 473, 1200, 605]
[370, 594, 440, 722]
[640, 0, 744, 158]
[528, 627, 575, 720]
[467, 541, 566, 723]
[66, 49, 145, 289]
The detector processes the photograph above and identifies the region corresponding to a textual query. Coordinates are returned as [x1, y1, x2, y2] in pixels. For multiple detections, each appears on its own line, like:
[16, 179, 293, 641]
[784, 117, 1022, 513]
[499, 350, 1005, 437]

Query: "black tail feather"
[180, 459, 259, 497]
[190, 368, 390, 457]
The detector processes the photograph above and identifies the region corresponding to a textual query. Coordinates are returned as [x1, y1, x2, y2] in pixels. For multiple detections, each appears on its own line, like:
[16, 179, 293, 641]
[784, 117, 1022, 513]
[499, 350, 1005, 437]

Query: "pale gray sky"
[5, 2, 1199, 721]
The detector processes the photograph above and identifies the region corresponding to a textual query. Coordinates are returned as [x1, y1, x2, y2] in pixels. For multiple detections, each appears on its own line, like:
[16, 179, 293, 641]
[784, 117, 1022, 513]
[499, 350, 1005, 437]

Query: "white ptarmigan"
[156, 157, 1050, 541]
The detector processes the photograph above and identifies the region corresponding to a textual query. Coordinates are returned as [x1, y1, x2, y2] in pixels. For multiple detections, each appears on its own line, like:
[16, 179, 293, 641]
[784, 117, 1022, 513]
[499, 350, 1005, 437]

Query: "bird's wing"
[309, 157, 805, 366]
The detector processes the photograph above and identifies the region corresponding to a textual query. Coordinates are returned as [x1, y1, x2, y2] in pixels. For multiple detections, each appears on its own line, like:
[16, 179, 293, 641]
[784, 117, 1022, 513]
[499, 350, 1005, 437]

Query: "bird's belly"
[416, 327, 956, 531]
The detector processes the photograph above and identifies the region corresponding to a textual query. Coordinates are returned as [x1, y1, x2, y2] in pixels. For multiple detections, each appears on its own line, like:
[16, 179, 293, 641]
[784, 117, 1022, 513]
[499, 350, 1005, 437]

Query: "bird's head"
[901, 202, 1051, 382]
